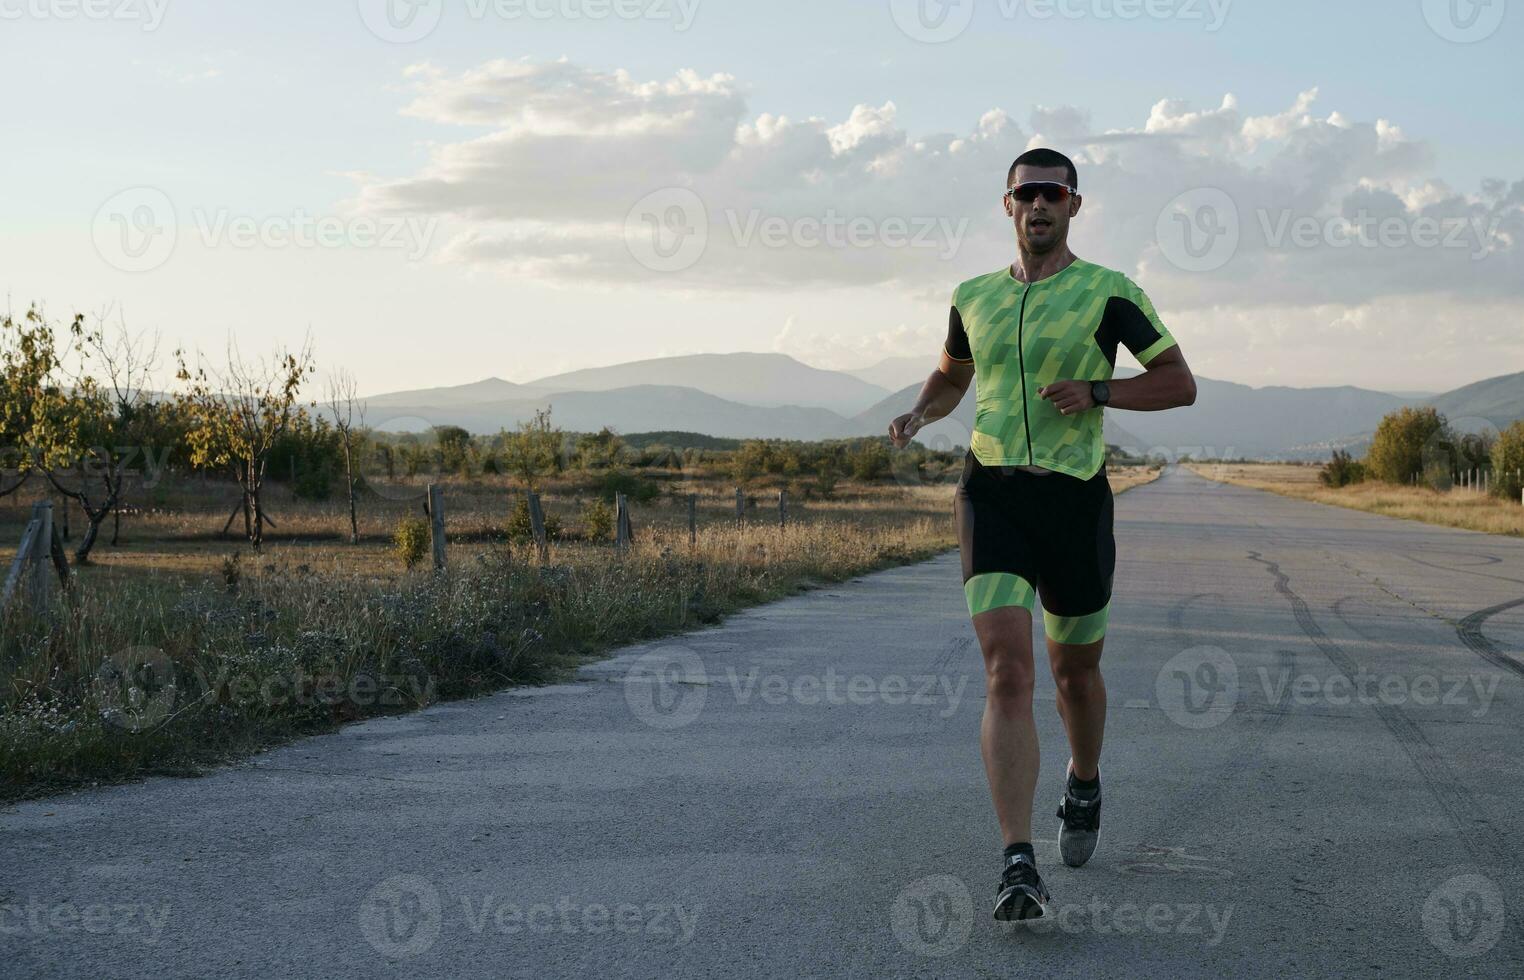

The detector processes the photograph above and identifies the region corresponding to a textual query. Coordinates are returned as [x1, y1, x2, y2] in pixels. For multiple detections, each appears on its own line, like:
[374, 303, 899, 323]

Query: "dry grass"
[0, 463, 1162, 799]
[1185, 462, 1524, 538]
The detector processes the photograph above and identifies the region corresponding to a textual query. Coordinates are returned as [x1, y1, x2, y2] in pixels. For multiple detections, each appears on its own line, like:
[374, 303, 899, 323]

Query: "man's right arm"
[888, 306, 975, 448]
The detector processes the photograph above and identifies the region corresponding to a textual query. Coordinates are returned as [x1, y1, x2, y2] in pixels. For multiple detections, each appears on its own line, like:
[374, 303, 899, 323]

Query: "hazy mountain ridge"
[355, 354, 1523, 458]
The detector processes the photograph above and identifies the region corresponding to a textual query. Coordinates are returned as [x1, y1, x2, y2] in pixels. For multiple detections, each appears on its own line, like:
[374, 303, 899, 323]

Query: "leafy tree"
[502, 408, 562, 490]
[1492, 421, 1524, 501]
[1365, 407, 1448, 485]
[576, 426, 626, 470]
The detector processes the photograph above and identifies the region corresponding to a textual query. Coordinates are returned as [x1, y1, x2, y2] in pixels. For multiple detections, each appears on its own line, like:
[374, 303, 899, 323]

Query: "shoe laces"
[1058, 791, 1101, 831]
[1001, 856, 1040, 889]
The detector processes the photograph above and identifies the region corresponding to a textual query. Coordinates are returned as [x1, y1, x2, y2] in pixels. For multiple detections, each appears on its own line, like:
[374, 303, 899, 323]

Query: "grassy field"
[0, 463, 1162, 800]
[1185, 462, 1524, 538]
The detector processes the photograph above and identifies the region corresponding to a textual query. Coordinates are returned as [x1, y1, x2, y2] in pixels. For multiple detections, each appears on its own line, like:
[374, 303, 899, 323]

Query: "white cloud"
[351, 60, 1523, 341]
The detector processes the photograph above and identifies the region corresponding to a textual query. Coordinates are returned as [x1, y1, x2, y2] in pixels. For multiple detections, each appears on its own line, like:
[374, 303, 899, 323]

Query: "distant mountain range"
[351, 354, 1522, 460]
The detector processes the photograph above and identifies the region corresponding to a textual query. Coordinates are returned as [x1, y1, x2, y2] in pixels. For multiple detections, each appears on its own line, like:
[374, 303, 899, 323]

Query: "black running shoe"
[1057, 771, 1102, 868]
[993, 852, 1050, 921]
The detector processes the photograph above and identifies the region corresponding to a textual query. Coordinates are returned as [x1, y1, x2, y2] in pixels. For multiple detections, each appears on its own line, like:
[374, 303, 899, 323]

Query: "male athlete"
[888, 148, 1197, 921]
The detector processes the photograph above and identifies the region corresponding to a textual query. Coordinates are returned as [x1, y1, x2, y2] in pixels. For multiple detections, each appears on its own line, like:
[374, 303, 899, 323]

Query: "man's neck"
[1010, 246, 1077, 284]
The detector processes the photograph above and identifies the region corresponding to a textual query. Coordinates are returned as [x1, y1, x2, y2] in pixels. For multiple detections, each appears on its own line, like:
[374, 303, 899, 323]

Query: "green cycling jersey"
[945, 258, 1177, 479]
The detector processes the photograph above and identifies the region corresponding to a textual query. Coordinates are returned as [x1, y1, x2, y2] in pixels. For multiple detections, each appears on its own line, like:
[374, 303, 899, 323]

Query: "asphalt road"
[4, 466, 1522, 978]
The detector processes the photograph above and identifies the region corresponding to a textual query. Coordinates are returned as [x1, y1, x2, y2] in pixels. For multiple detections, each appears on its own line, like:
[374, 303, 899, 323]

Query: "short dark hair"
[1008, 148, 1078, 190]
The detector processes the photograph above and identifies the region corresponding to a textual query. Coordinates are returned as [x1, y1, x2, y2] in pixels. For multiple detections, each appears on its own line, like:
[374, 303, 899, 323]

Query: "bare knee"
[984, 650, 1035, 710]
[1052, 661, 1103, 703]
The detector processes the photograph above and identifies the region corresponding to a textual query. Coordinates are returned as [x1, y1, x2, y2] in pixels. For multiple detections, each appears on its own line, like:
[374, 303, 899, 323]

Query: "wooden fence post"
[2, 513, 43, 611]
[735, 487, 745, 526]
[527, 491, 549, 563]
[427, 484, 446, 571]
[29, 501, 53, 614]
[778, 490, 787, 529]
[615, 492, 632, 552]
[687, 493, 697, 547]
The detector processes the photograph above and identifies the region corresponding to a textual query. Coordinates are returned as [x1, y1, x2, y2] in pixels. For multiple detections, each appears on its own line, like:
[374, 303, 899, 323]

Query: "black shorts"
[953, 452, 1115, 643]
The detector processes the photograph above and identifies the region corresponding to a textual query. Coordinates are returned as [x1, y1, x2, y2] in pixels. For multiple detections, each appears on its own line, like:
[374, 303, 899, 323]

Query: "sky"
[2, 0, 1521, 397]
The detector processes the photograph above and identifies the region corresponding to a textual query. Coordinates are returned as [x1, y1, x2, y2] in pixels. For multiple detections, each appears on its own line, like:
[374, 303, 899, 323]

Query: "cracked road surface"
[3, 466, 1522, 977]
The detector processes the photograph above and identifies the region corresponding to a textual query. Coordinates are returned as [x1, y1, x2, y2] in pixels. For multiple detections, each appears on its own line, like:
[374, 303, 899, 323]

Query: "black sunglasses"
[1006, 181, 1077, 204]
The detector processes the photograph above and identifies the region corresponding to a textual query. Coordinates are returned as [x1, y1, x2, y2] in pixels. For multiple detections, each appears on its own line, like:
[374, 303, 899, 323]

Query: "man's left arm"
[1101, 345, 1196, 410]
[1038, 278, 1197, 416]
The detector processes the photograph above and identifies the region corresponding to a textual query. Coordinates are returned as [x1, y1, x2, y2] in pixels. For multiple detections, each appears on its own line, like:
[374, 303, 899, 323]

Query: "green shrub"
[1319, 450, 1366, 488]
[508, 495, 563, 543]
[582, 499, 614, 542]
[592, 469, 660, 504]
[393, 517, 431, 570]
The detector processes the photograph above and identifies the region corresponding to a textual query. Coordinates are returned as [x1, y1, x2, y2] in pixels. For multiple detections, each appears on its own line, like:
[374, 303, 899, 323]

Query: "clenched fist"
[888, 412, 924, 449]
[1038, 381, 1096, 416]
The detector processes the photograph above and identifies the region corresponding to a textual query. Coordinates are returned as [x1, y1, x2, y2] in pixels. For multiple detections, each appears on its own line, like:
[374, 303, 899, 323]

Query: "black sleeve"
[1094, 296, 1163, 367]
[944, 305, 973, 363]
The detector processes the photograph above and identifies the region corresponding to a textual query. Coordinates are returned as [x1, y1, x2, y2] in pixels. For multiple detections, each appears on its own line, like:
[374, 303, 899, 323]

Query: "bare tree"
[326, 368, 365, 545]
[176, 338, 314, 549]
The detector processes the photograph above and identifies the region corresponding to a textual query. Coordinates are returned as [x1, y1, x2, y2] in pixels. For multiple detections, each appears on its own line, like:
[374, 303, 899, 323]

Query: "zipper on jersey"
[1015, 283, 1035, 465]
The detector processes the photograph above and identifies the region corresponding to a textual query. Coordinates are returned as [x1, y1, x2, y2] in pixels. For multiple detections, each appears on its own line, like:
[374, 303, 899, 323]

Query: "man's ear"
[1003, 193, 1014, 218]
[1070, 194, 1082, 217]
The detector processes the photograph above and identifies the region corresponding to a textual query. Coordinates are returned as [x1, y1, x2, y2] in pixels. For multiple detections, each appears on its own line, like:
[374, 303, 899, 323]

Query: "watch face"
[1093, 381, 1110, 404]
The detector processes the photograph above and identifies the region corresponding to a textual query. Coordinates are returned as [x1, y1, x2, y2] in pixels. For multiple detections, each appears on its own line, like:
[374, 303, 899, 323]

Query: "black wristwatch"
[1091, 381, 1111, 406]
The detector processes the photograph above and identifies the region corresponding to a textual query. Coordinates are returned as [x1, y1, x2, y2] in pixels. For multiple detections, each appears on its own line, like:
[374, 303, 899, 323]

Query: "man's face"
[1005, 163, 1081, 254]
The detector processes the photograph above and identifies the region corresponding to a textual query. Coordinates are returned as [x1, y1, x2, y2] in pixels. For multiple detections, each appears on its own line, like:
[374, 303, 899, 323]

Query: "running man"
[888, 148, 1197, 921]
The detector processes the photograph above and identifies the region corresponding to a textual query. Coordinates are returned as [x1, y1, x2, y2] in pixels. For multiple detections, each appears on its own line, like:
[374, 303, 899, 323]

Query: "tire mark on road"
[1393, 555, 1524, 678]
[1248, 549, 1521, 947]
